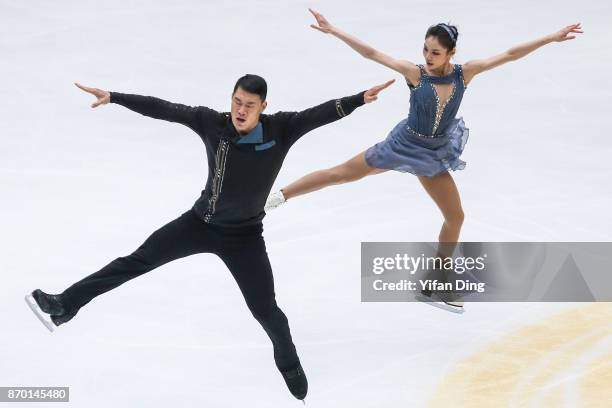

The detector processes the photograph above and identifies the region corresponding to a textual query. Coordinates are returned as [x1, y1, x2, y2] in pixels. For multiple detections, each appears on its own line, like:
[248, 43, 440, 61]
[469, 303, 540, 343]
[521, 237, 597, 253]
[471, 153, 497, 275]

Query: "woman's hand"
[549, 23, 583, 42]
[309, 8, 336, 34]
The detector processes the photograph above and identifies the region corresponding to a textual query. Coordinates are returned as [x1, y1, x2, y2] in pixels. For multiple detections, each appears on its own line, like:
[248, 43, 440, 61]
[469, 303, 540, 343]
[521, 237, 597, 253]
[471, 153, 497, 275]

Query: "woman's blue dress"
[365, 64, 469, 177]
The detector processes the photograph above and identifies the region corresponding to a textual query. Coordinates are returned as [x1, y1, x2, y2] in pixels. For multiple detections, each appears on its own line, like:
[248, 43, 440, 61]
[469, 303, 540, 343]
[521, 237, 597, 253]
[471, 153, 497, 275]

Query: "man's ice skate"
[265, 190, 286, 212]
[50, 309, 79, 327]
[279, 362, 308, 401]
[25, 289, 77, 332]
[416, 289, 465, 314]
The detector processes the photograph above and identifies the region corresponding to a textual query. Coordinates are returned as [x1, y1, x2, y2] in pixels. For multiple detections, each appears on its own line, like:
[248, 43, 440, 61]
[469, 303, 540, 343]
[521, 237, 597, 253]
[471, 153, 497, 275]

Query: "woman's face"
[423, 35, 455, 71]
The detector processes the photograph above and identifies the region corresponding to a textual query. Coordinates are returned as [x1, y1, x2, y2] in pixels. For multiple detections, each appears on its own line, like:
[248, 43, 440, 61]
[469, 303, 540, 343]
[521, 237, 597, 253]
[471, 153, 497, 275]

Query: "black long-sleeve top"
[110, 91, 366, 227]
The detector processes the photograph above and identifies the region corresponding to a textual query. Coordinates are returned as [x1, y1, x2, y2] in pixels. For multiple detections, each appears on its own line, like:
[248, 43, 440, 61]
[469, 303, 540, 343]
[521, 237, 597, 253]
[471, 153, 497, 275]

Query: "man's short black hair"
[233, 74, 267, 101]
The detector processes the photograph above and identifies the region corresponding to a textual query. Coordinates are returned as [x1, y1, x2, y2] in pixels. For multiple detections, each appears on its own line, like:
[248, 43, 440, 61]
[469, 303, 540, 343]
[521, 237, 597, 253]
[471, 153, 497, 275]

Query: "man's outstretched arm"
[281, 79, 394, 145]
[74, 82, 215, 132]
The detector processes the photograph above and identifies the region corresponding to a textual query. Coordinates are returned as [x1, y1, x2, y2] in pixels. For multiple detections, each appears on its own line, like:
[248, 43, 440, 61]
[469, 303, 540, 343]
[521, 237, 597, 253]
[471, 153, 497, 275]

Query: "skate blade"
[24, 294, 56, 332]
[415, 293, 465, 315]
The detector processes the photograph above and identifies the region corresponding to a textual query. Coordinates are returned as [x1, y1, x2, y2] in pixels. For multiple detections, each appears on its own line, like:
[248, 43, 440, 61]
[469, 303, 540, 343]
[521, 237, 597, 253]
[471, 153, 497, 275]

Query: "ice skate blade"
[25, 294, 56, 332]
[415, 293, 465, 314]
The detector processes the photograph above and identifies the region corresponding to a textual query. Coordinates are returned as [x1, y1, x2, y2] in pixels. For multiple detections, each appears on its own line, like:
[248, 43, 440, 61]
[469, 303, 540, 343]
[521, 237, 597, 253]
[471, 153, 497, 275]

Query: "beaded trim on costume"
[458, 64, 467, 89]
[406, 77, 420, 90]
[407, 65, 425, 91]
[335, 99, 347, 117]
[431, 81, 456, 135]
[407, 126, 439, 139]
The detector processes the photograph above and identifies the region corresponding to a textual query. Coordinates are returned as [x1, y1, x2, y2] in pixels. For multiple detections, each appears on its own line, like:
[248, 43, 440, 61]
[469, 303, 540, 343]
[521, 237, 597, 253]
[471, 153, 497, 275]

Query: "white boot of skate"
[415, 291, 465, 314]
[265, 190, 286, 211]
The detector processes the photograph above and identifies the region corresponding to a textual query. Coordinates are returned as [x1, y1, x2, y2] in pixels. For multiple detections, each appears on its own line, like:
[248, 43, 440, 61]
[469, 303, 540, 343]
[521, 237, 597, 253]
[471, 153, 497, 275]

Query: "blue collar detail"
[236, 122, 263, 144]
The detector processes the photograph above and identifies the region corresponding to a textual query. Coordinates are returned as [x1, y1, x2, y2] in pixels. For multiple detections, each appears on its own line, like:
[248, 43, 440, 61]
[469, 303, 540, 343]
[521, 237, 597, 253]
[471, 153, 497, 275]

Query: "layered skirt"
[365, 117, 469, 177]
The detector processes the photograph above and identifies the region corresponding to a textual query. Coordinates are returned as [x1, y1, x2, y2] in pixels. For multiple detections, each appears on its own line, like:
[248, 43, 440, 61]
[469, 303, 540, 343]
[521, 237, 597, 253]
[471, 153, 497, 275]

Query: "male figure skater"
[25, 74, 393, 400]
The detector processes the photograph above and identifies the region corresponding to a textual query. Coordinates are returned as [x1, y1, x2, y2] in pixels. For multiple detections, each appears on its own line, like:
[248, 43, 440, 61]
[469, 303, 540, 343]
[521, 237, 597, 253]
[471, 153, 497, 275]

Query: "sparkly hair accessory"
[437, 23, 457, 42]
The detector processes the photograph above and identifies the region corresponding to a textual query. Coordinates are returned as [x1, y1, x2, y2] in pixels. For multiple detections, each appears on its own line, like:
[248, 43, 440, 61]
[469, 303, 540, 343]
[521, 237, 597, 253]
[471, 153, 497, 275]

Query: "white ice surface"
[1, 1, 611, 407]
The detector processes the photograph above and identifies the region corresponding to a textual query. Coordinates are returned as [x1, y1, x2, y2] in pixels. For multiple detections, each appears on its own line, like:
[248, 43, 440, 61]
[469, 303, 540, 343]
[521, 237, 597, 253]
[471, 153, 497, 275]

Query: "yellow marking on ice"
[579, 352, 612, 408]
[428, 304, 612, 407]
[539, 387, 563, 408]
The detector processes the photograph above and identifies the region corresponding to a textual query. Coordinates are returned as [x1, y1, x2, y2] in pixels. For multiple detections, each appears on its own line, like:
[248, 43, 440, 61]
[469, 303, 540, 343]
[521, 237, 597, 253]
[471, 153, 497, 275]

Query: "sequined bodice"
[406, 64, 466, 137]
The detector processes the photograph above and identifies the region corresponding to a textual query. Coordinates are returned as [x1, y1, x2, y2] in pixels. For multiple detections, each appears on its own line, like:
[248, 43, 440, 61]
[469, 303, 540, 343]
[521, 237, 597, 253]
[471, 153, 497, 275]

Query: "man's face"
[231, 87, 267, 135]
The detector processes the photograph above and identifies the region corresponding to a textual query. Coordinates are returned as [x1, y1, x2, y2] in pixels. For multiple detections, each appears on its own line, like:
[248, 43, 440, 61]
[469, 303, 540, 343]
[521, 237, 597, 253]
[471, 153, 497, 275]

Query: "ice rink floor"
[2, 1, 611, 406]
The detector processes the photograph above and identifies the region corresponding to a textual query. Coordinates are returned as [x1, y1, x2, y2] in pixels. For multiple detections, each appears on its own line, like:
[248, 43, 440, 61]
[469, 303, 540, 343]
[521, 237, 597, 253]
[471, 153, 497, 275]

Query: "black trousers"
[61, 209, 299, 369]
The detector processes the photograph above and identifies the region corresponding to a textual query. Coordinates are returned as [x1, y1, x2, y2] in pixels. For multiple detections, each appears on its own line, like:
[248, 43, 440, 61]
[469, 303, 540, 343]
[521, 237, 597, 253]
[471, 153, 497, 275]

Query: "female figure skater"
[266, 9, 583, 312]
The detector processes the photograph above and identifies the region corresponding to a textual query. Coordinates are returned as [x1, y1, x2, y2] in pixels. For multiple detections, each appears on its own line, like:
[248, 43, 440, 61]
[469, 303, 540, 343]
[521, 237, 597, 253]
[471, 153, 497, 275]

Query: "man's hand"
[75, 82, 110, 108]
[364, 79, 395, 103]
